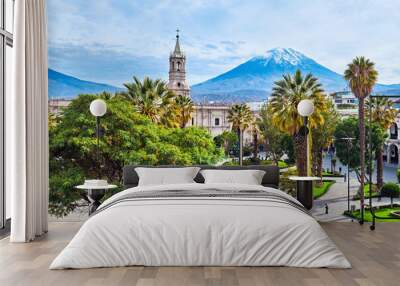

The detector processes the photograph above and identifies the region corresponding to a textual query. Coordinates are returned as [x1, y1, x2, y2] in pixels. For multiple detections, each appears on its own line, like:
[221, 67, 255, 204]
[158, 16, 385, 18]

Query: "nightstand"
[289, 176, 320, 210]
[75, 184, 117, 215]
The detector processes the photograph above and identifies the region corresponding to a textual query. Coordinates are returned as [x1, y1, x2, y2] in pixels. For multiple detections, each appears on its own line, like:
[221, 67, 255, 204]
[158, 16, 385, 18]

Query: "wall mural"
[47, 0, 400, 218]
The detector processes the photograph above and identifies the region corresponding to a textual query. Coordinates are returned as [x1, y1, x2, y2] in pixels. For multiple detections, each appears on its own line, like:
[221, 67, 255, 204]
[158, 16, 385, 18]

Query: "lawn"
[344, 205, 400, 222]
[223, 159, 290, 169]
[313, 180, 334, 199]
[353, 184, 380, 200]
[322, 171, 344, 178]
[277, 161, 288, 169]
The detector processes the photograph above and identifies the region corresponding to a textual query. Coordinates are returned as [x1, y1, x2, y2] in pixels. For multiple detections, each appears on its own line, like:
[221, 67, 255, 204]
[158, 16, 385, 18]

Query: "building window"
[1, 0, 14, 229]
[214, 118, 220, 126]
[177, 82, 181, 87]
[390, 123, 398, 140]
[191, 118, 194, 125]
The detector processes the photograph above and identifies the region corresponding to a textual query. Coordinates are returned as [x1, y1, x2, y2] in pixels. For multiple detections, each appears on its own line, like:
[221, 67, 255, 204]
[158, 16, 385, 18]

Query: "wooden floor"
[0, 222, 399, 286]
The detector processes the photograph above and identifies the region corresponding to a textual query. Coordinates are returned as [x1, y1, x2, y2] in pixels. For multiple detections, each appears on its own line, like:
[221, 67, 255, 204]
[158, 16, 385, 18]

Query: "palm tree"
[366, 97, 398, 189]
[252, 120, 261, 160]
[311, 101, 339, 178]
[344, 56, 378, 219]
[174, 95, 194, 128]
[227, 104, 254, 165]
[122, 76, 176, 125]
[269, 70, 327, 176]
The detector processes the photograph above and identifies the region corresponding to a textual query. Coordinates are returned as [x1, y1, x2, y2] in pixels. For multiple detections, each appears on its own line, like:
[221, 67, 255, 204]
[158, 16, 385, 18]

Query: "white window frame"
[0, 0, 14, 230]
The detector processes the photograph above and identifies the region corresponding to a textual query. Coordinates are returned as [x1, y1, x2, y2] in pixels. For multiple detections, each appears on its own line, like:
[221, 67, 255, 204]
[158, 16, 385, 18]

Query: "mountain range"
[49, 48, 400, 102]
[48, 69, 121, 99]
[191, 48, 400, 102]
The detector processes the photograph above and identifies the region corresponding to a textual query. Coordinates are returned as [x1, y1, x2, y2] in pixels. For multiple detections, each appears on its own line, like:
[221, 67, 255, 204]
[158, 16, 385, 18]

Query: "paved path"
[312, 177, 400, 222]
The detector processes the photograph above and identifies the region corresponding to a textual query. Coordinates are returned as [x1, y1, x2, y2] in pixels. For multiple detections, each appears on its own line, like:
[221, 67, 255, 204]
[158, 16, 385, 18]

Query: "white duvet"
[50, 183, 351, 269]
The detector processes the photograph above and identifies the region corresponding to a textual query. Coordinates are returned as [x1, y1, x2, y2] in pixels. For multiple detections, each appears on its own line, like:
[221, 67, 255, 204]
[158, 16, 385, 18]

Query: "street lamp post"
[90, 99, 107, 179]
[339, 137, 355, 213]
[297, 99, 315, 176]
[288, 99, 319, 210]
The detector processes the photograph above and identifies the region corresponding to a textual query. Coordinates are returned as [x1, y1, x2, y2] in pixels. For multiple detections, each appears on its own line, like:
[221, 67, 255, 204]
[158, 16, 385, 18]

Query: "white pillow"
[135, 167, 200, 186]
[200, 169, 266, 185]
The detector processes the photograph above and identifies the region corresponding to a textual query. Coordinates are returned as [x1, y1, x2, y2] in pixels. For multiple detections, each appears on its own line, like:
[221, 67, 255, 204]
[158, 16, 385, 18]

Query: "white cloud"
[47, 0, 400, 84]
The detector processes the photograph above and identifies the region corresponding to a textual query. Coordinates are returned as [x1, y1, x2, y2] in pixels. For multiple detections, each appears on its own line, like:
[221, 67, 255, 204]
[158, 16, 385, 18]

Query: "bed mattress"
[50, 183, 350, 269]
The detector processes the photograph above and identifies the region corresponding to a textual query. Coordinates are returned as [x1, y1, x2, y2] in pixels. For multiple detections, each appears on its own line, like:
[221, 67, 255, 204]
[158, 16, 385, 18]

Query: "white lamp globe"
[297, 99, 315, 117]
[90, 99, 107, 117]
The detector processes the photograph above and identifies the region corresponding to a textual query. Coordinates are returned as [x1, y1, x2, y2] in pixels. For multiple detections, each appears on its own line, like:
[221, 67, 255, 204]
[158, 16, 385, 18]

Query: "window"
[214, 118, 220, 126]
[1, 0, 14, 230]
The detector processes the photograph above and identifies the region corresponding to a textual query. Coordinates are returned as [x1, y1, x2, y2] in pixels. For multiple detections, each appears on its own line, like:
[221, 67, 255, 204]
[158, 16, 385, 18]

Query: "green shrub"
[381, 182, 400, 198]
[381, 182, 400, 208]
[397, 169, 400, 183]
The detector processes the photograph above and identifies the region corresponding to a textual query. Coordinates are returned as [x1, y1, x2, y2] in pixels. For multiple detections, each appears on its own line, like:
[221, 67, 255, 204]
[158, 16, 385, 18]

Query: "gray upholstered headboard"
[122, 165, 280, 189]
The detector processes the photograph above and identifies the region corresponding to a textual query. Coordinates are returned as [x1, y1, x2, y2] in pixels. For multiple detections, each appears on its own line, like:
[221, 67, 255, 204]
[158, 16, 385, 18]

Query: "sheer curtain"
[9, 0, 49, 242]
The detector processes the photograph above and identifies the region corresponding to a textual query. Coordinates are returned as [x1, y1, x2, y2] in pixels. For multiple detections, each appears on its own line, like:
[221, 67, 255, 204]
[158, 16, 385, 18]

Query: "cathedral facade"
[167, 31, 254, 145]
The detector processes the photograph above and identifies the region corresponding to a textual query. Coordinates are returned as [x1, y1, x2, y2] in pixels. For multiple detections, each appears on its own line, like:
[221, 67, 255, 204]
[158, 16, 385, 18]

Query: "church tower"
[168, 29, 190, 97]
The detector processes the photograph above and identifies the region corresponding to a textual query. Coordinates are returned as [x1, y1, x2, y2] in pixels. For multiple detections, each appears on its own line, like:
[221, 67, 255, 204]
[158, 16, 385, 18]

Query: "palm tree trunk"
[376, 148, 384, 190]
[317, 150, 323, 178]
[294, 133, 307, 176]
[311, 144, 317, 176]
[180, 111, 186, 128]
[239, 128, 243, 166]
[253, 131, 258, 159]
[358, 97, 366, 217]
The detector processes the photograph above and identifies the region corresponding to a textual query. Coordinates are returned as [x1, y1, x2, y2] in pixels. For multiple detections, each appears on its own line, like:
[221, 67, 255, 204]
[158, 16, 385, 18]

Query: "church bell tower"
[168, 29, 190, 97]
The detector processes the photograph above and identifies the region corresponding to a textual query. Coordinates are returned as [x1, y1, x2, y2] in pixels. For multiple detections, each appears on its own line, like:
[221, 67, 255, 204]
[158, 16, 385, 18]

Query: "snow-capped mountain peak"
[253, 47, 307, 66]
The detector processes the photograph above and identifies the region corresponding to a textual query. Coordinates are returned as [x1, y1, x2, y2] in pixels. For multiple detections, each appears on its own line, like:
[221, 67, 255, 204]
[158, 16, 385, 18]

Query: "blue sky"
[48, 0, 400, 87]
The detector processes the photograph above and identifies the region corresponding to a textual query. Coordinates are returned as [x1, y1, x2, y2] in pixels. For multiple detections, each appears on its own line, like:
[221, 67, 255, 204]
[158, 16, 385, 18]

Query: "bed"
[50, 165, 350, 269]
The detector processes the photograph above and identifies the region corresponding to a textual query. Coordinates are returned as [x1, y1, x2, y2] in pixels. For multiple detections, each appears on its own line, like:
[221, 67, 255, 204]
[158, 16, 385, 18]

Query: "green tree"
[344, 57, 378, 214]
[49, 93, 223, 217]
[122, 76, 177, 127]
[214, 131, 238, 156]
[334, 117, 386, 184]
[380, 182, 400, 208]
[311, 101, 339, 178]
[269, 70, 327, 176]
[258, 104, 289, 165]
[227, 104, 254, 166]
[366, 97, 398, 189]
[174, 94, 194, 128]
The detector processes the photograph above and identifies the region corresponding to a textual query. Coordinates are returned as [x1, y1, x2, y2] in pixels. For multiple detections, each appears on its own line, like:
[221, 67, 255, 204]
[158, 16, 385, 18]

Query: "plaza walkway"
[312, 177, 400, 222]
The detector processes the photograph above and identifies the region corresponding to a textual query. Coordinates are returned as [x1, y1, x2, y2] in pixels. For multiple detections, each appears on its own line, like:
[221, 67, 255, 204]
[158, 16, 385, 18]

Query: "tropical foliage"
[258, 104, 293, 166]
[49, 93, 223, 217]
[333, 117, 386, 183]
[311, 101, 339, 178]
[269, 69, 328, 176]
[366, 97, 398, 189]
[174, 94, 194, 128]
[344, 57, 378, 213]
[214, 130, 238, 156]
[121, 76, 177, 127]
[227, 104, 254, 165]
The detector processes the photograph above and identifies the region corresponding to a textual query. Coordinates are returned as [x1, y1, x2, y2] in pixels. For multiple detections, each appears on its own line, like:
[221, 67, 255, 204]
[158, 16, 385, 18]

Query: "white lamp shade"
[90, 99, 107, 117]
[297, 99, 315, 117]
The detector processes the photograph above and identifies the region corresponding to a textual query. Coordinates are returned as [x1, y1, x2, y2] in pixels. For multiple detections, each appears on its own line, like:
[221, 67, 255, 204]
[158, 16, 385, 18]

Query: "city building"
[330, 91, 358, 117]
